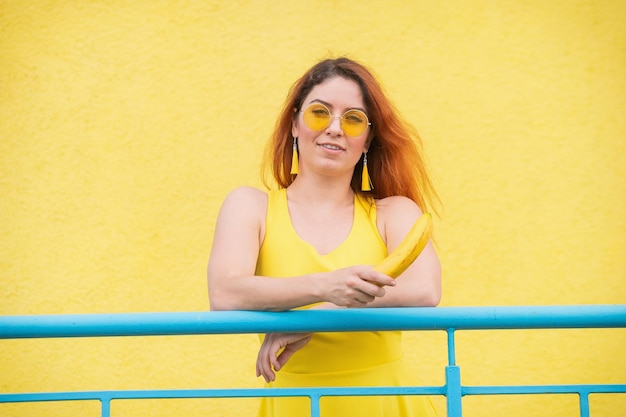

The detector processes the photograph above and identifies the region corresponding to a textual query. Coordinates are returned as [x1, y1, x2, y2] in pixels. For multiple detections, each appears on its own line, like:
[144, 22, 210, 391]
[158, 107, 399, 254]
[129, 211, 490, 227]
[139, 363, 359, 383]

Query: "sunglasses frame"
[300, 103, 372, 138]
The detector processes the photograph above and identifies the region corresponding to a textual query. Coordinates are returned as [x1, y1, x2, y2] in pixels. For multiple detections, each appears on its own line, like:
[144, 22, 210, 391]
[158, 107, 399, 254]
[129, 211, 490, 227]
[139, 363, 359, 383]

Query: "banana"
[374, 212, 433, 278]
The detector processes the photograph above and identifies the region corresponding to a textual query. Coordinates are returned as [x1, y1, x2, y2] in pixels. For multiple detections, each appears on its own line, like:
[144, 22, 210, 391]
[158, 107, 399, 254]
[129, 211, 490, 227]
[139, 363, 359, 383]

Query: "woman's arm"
[207, 186, 317, 311]
[207, 187, 395, 311]
[368, 196, 442, 308]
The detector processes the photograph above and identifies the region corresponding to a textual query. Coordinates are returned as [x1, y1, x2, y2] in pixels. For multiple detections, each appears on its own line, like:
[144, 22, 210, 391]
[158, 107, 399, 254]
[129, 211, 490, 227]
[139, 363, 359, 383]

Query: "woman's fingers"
[346, 270, 395, 307]
[256, 335, 277, 382]
[256, 333, 312, 382]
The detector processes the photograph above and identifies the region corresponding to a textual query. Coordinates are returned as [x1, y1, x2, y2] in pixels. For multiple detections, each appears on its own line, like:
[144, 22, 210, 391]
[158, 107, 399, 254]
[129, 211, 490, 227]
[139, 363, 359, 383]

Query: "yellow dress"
[255, 189, 438, 417]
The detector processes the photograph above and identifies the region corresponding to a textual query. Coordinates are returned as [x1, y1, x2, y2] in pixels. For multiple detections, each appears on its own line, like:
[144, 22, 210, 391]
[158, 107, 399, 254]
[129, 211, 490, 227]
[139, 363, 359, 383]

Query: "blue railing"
[1, 305, 625, 417]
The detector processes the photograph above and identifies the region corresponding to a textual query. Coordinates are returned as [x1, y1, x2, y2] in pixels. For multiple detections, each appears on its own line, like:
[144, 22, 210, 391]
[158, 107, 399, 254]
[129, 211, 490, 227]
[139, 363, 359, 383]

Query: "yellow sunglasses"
[301, 103, 371, 138]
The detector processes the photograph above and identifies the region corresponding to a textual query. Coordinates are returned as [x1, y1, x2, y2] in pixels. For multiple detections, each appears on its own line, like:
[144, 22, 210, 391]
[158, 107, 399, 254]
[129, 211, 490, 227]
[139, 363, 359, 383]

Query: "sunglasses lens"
[302, 104, 370, 137]
[342, 110, 368, 137]
[303, 104, 331, 131]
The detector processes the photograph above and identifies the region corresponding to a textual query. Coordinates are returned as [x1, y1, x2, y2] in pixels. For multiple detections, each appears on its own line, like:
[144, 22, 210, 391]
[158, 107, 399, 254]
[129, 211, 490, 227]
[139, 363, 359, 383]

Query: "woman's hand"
[256, 332, 312, 382]
[321, 265, 396, 308]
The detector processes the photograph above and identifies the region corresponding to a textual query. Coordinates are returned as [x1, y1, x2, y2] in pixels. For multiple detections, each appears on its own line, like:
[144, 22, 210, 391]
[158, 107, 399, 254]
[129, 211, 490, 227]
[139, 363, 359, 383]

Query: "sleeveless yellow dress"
[255, 189, 438, 417]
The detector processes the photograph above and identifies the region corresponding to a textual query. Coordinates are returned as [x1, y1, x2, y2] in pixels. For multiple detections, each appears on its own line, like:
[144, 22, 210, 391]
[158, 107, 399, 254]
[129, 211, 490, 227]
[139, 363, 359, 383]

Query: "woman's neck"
[287, 175, 355, 209]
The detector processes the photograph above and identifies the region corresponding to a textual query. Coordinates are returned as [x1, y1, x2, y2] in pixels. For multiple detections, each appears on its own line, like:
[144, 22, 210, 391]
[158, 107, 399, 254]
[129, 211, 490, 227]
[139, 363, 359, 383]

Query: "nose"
[327, 116, 343, 135]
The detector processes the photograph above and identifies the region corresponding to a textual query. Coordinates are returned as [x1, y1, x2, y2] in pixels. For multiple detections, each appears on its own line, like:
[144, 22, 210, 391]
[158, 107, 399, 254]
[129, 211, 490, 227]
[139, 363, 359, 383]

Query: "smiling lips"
[319, 143, 344, 151]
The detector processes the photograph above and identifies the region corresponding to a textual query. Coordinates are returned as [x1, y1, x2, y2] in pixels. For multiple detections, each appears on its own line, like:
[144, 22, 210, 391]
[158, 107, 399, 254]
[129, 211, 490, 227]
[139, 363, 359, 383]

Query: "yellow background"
[1, 1, 625, 416]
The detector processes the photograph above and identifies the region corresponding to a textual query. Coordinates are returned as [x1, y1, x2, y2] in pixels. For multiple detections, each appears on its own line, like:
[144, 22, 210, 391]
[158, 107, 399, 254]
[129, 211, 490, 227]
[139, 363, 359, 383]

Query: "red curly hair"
[262, 57, 439, 214]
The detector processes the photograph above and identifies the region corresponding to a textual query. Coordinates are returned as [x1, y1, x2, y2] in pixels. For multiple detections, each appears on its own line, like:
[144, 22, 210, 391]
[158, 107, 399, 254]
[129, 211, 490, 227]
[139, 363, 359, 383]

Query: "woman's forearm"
[209, 273, 324, 311]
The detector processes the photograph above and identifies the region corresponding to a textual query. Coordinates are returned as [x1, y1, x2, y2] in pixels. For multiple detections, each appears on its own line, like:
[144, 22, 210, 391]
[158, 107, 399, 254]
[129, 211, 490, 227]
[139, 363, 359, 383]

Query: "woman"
[207, 57, 441, 416]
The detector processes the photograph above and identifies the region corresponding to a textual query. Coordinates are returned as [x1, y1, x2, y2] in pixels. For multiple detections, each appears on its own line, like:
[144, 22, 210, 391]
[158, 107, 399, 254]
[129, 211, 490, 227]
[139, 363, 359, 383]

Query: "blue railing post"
[446, 328, 462, 417]
[310, 394, 321, 417]
[579, 391, 590, 417]
[100, 396, 111, 417]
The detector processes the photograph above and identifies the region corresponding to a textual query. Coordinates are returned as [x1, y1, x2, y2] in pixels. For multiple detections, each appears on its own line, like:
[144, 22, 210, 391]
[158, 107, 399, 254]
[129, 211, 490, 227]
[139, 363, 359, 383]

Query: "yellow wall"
[1, 1, 624, 416]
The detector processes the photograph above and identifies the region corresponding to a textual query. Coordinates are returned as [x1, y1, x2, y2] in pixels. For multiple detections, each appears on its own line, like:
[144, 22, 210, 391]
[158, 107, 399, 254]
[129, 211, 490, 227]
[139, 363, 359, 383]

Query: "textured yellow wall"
[1, 1, 625, 416]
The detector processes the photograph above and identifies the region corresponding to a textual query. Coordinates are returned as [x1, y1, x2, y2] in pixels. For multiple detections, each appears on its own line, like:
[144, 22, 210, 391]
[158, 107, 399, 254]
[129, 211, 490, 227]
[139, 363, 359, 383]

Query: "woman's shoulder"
[224, 186, 267, 202]
[374, 195, 425, 244]
[375, 195, 422, 218]
[220, 186, 268, 217]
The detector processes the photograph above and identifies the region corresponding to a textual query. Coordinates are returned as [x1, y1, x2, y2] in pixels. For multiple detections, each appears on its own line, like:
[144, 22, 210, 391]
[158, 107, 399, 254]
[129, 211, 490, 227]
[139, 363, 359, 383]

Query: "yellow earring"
[361, 152, 373, 191]
[290, 137, 299, 175]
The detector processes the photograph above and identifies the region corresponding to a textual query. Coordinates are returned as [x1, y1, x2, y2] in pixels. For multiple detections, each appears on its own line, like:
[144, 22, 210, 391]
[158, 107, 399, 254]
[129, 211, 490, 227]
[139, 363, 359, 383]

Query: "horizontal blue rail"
[1, 305, 625, 417]
[3, 305, 626, 338]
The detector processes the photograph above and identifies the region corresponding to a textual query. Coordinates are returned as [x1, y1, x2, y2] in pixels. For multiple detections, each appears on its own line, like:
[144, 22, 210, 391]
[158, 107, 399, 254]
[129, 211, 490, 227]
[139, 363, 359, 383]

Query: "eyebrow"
[307, 99, 367, 114]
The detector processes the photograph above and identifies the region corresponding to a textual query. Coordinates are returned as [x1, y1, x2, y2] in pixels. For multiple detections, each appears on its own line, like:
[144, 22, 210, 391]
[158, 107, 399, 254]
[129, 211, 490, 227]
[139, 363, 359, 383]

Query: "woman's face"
[292, 76, 371, 178]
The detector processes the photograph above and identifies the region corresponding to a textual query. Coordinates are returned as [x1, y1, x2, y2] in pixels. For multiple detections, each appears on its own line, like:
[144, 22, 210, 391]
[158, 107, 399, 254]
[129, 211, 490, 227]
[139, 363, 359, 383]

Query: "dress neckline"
[283, 189, 357, 257]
